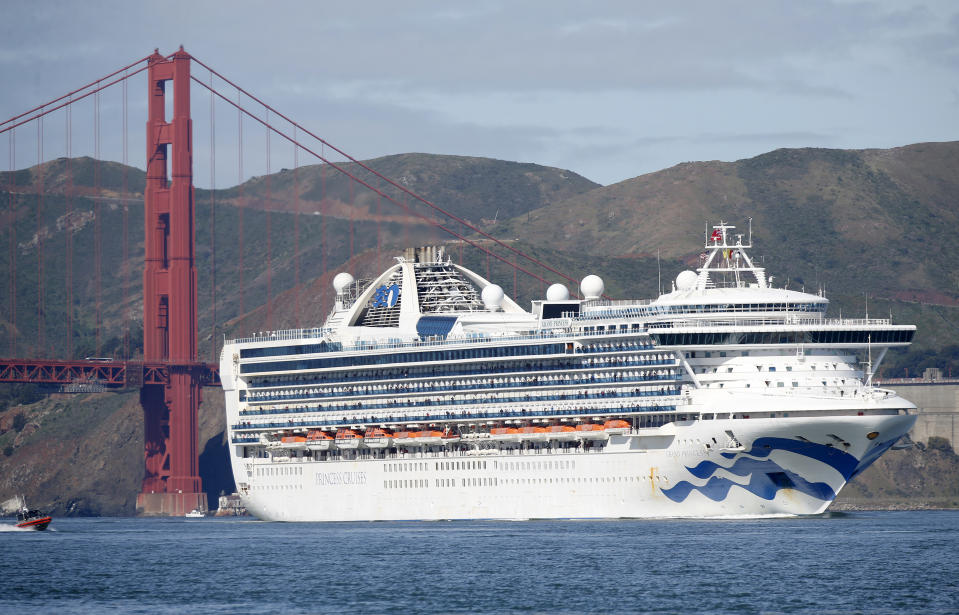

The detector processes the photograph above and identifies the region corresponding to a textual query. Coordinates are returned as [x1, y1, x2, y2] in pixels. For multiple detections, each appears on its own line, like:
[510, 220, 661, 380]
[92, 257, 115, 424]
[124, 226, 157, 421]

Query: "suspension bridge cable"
[189, 55, 580, 288]
[0, 55, 153, 130]
[191, 76, 560, 290]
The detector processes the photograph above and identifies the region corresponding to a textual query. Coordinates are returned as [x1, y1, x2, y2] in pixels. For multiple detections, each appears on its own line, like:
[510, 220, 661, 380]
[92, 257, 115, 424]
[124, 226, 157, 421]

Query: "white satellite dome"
[481, 284, 505, 310]
[580, 275, 604, 300]
[546, 283, 570, 301]
[675, 270, 698, 291]
[332, 272, 354, 294]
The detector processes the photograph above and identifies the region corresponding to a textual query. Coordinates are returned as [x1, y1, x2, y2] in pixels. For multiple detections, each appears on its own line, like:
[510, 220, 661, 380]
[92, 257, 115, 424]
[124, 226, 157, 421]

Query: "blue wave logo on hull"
[662, 457, 837, 503]
[662, 437, 860, 504]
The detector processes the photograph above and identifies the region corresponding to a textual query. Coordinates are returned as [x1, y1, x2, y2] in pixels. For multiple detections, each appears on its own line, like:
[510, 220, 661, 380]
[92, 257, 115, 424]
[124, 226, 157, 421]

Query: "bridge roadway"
[0, 359, 220, 388]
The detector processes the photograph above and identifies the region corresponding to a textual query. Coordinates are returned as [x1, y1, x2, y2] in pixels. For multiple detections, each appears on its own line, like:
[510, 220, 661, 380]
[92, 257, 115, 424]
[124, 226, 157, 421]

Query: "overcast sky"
[1, 0, 957, 187]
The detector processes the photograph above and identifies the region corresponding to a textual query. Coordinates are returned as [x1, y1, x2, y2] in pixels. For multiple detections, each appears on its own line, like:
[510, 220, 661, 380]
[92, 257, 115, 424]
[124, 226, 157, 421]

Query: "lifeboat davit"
[306, 430, 334, 451]
[334, 429, 363, 449]
[575, 423, 609, 441]
[363, 428, 393, 449]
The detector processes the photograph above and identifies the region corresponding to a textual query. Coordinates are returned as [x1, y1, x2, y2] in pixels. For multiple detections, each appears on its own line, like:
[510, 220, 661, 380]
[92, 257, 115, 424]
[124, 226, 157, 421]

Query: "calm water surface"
[3, 511, 959, 614]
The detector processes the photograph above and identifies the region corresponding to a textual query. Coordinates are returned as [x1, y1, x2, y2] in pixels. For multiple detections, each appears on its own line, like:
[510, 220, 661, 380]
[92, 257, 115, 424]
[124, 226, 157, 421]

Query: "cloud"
[1, 0, 958, 187]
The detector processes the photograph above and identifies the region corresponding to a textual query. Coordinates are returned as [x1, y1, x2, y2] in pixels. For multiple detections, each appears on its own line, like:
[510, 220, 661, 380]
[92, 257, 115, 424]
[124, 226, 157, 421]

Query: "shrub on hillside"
[12, 413, 27, 433]
[928, 436, 955, 454]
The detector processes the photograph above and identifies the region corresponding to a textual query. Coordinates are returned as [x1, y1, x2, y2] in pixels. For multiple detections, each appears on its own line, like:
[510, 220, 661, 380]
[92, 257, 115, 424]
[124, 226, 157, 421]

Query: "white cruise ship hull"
[221, 235, 919, 522]
[231, 412, 913, 521]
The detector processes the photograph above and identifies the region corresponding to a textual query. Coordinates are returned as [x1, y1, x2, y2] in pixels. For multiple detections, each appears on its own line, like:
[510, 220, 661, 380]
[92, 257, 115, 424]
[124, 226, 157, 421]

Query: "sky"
[1, 0, 957, 187]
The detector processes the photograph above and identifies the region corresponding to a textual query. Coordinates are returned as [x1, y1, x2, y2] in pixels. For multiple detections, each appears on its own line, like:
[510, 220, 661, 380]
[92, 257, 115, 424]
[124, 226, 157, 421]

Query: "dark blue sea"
[3, 511, 958, 614]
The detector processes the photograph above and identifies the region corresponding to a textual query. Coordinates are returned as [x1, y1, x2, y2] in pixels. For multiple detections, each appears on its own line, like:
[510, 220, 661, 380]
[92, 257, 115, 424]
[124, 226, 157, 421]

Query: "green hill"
[2, 144, 959, 515]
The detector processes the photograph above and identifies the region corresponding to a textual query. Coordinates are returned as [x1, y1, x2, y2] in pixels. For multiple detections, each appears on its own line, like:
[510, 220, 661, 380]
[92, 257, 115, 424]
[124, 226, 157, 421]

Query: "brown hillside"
[503, 142, 959, 303]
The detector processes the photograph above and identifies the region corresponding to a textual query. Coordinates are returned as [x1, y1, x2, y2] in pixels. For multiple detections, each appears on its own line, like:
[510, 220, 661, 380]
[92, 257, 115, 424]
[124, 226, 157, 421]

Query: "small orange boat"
[15, 500, 51, 531]
[363, 427, 393, 449]
[517, 425, 550, 442]
[547, 424, 577, 441]
[412, 430, 444, 445]
[334, 429, 363, 449]
[490, 426, 520, 441]
[279, 434, 308, 449]
[575, 423, 609, 441]
[392, 430, 418, 446]
[603, 419, 631, 435]
[306, 429, 334, 451]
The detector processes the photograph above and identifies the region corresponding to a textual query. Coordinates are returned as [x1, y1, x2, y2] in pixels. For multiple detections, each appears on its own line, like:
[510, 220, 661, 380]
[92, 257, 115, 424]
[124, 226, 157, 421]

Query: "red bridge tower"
[136, 48, 204, 515]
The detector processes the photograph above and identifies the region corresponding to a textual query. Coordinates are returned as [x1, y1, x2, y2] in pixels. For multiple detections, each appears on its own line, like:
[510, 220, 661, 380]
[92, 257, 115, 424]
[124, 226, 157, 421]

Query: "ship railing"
[645, 316, 893, 329]
[231, 327, 335, 345]
[230, 326, 652, 354]
[585, 299, 654, 307]
[242, 357, 677, 390]
[238, 386, 683, 417]
[240, 372, 682, 405]
[229, 402, 681, 440]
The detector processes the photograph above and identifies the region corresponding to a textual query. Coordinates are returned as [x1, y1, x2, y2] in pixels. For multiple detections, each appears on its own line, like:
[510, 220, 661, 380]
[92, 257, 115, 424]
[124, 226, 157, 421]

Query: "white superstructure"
[220, 224, 916, 521]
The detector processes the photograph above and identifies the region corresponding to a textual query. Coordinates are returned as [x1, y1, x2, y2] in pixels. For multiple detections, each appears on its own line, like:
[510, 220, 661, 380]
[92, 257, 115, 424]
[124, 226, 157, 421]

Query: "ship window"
[786, 366, 793, 372]
[768, 367, 776, 372]
[792, 382, 799, 387]
[777, 382, 785, 387]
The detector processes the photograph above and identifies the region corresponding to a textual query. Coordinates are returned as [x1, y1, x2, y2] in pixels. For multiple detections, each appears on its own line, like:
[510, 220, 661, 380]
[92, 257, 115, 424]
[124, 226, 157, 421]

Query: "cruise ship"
[220, 222, 916, 521]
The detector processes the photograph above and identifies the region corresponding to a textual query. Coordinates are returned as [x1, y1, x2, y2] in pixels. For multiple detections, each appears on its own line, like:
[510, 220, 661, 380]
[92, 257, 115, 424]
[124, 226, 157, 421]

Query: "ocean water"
[3, 511, 958, 614]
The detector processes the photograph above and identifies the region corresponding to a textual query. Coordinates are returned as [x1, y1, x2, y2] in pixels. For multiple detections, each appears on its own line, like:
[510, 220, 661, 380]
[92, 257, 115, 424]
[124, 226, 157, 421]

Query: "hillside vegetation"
[1, 143, 958, 515]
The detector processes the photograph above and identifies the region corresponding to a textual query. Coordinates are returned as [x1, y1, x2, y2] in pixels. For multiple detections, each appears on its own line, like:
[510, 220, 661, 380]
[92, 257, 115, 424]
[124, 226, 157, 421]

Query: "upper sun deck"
[224, 221, 910, 352]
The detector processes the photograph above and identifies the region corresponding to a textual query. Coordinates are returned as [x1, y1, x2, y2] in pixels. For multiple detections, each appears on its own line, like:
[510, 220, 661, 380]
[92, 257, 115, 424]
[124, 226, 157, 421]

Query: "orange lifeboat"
[279, 434, 308, 449]
[412, 430, 444, 445]
[575, 423, 609, 441]
[441, 426, 461, 444]
[547, 424, 577, 441]
[306, 429, 334, 451]
[490, 426, 520, 441]
[392, 430, 418, 446]
[604, 419, 631, 435]
[334, 428, 363, 450]
[363, 427, 393, 449]
[518, 425, 550, 442]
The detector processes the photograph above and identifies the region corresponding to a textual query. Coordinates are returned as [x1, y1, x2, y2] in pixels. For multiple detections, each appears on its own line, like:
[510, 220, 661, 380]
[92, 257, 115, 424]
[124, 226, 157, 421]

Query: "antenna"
[748, 217, 752, 246]
[657, 249, 662, 295]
